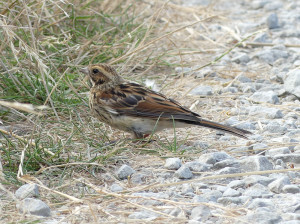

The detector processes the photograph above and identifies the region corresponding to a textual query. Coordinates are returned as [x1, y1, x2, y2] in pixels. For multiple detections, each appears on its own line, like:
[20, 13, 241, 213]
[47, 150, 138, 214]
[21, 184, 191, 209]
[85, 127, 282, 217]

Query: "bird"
[80, 64, 252, 139]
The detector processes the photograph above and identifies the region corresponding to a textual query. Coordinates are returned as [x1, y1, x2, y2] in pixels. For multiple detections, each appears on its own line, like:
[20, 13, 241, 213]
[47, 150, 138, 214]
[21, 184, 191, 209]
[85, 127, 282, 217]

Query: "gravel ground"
[7, 0, 300, 223]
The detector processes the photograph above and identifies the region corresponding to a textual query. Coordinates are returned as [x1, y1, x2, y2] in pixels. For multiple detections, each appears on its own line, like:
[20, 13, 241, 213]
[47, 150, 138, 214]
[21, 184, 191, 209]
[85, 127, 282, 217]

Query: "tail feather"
[183, 118, 252, 139]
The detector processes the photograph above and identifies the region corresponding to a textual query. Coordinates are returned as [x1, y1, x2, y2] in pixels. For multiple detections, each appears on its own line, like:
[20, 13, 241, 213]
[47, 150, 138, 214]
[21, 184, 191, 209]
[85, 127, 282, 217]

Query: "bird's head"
[80, 64, 123, 87]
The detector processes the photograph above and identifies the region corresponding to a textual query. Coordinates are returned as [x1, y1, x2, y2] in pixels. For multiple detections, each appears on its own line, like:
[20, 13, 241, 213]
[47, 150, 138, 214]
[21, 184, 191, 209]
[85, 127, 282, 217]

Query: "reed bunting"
[80, 64, 251, 139]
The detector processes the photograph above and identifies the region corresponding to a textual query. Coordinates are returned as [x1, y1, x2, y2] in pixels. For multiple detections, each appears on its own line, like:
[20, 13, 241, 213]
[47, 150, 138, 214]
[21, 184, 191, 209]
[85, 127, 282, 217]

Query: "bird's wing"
[95, 82, 201, 122]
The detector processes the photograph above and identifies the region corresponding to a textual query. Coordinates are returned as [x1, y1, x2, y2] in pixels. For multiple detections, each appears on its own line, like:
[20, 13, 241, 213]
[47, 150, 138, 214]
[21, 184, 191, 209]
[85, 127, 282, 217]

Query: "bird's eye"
[92, 69, 99, 74]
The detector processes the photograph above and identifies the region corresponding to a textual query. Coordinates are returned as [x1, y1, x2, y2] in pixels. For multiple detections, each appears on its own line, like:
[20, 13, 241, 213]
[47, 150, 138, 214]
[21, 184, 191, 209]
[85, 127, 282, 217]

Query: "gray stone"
[240, 156, 273, 172]
[265, 121, 288, 134]
[250, 91, 279, 104]
[193, 141, 209, 150]
[218, 197, 241, 205]
[199, 151, 233, 165]
[246, 210, 282, 224]
[164, 158, 182, 170]
[110, 184, 123, 192]
[185, 161, 211, 172]
[244, 184, 272, 198]
[132, 192, 169, 206]
[249, 143, 268, 154]
[17, 198, 51, 217]
[215, 167, 240, 175]
[228, 180, 245, 189]
[175, 166, 193, 179]
[15, 184, 39, 200]
[128, 210, 158, 220]
[181, 183, 194, 195]
[117, 164, 135, 180]
[232, 53, 250, 64]
[282, 185, 300, 194]
[214, 159, 240, 169]
[192, 195, 209, 203]
[223, 188, 241, 197]
[266, 147, 290, 156]
[267, 13, 279, 29]
[268, 176, 291, 193]
[190, 205, 211, 221]
[284, 69, 300, 98]
[190, 85, 213, 96]
[244, 175, 274, 186]
[238, 75, 252, 83]
[255, 48, 289, 65]
[248, 106, 283, 119]
[273, 154, 300, 164]
[202, 190, 222, 202]
[247, 198, 274, 210]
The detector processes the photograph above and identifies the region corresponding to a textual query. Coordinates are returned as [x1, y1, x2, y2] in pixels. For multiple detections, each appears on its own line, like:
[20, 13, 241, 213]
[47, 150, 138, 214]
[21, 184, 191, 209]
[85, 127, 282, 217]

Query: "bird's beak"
[80, 67, 89, 75]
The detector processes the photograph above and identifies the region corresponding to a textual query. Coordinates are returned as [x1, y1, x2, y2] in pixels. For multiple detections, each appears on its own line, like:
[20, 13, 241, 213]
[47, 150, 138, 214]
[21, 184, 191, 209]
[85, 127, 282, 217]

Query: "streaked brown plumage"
[80, 64, 252, 139]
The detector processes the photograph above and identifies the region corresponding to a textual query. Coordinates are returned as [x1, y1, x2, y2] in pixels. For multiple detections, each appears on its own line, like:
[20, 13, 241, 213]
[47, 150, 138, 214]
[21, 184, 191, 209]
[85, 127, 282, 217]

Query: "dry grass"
[0, 0, 295, 223]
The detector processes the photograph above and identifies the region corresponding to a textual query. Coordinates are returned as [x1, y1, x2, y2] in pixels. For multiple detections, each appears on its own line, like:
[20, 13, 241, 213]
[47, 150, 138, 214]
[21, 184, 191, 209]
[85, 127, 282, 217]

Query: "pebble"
[250, 91, 279, 104]
[217, 197, 241, 205]
[164, 158, 182, 170]
[116, 164, 135, 180]
[268, 176, 291, 193]
[185, 161, 211, 172]
[190, 205, 211, 221]
[232, 53, 250, 64]
[267, 13, 280, 29]
[273, 154, 300, 164]
[284, 69, 300, 98]
[198, 151, 233, 165]
[214, 159, 240, 169]
[265, 147, 290, 156]
[15, 184, 39, 200]
[228, 180, 245, 189]
[243, 183, 273, 198]
[175, 166, 193, 179]
[17, 198, 51, 217]
[247, 198, 274, 210]
[240, 156, 273, 172]
[245, 210, 282, 224]
[223, 188, 241, 197]
[282, 185, 300, 194]
[190, 85, 213, 96]
[110, 184, 123, 192]
[128, 210, 158, 220]
[244, 175, 274, 186]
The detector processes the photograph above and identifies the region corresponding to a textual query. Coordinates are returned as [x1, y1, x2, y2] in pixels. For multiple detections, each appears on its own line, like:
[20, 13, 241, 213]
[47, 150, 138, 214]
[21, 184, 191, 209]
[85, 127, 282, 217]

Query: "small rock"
[246, 210, 282, 224]
[282, 185, 300, 194]
[268, 176, 291, 193]
[238, 75, 252, 83]
[247, 198, 274, 210]
[17, 198, 51, 217]
[185, 161, 211, 172]
[164, 158, 182, 170]
[223, 188, 241, 197]
[175, 166, 193, 179]
[273, 154, 300, 164]
[244, 184, 272, 198]
[181, 183, 194, 195]
[249, 143, 268, 154]
[244, 175, 274, 186]
[193, 141, 209, 150]
[215, 167, 240, 175]
[265, 121, 288, 134]
[110, 184, 123, 192]
[218, 197, 241, 205]
[190, 85, 213, 96]
[117, 164, 135, 180]
[232, 53, 250, 64]
[240, 156, 273, 172]
[202, 190, 222, 202]
[192, 195, 209, 203]
[266, 147, 290, 156]
[228, 180, 245, 189]
[15, 184, 39, 200]
[199, 151, 233, 165]
[214, 159, 240, 169]
[267, 13, 279, 29]
[190, 205, 211, 221]
[250, 91, 279, 104]
[128, 210, 158, 220]
[284, 69, 300, 98]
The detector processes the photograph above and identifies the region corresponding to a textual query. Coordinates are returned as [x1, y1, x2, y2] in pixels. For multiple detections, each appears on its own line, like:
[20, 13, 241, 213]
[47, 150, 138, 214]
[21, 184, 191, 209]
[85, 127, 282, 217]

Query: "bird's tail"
[185, 118, 252, 139]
